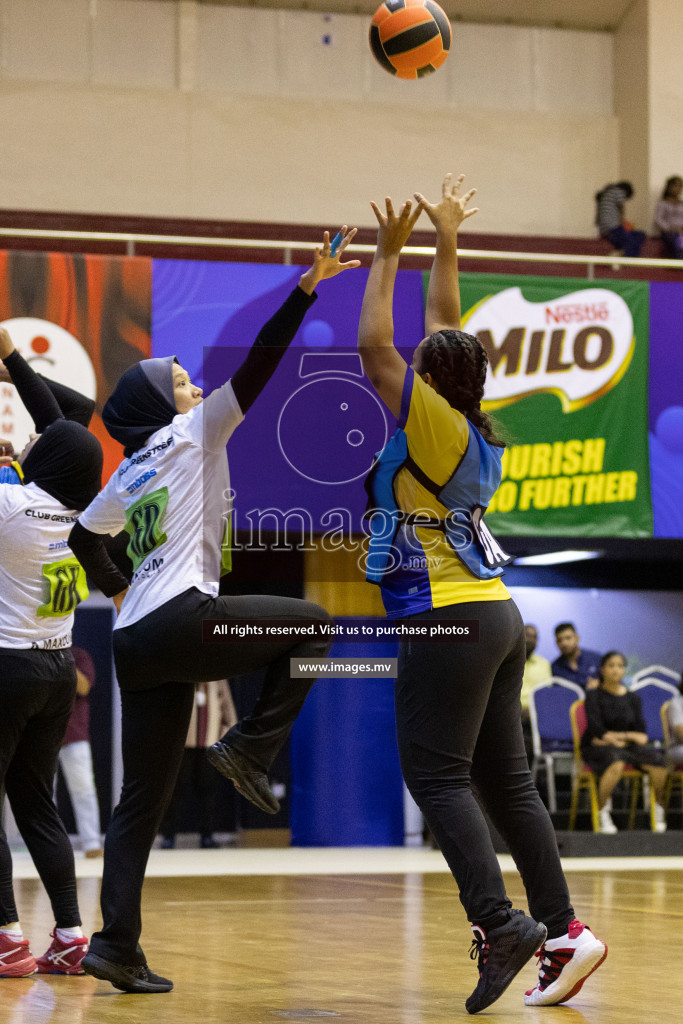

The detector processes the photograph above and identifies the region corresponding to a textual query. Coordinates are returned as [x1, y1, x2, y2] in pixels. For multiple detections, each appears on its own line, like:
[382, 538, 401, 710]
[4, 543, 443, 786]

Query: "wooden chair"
[661, 700, 683, 813]
[568, 699, 654, 831]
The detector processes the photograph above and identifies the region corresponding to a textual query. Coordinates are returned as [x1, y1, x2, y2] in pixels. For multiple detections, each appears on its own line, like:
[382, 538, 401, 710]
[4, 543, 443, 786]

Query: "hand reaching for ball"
[299, 227, 361, 295]
[415, 173, 479, 235]
[0, 326, 16, 362]
[370, 197, 426, 258]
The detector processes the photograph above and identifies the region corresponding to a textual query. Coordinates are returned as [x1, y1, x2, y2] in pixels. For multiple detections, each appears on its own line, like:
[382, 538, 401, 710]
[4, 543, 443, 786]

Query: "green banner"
[429, 273, 652, 537]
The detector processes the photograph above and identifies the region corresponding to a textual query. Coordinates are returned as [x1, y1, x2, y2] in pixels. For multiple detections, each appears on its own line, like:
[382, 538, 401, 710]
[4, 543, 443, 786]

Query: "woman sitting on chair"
[582, 651, 669, 833]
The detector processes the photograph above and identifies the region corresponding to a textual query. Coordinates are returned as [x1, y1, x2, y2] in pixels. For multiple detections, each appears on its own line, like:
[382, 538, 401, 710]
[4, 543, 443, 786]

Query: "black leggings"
[0, 648, 81, 929]
[395, 600, 574, 938]
[90, 588, 332, 965]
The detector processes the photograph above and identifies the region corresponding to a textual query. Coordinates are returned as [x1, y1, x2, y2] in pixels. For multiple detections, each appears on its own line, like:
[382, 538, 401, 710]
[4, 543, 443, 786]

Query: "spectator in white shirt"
[654, 176, 683, 259]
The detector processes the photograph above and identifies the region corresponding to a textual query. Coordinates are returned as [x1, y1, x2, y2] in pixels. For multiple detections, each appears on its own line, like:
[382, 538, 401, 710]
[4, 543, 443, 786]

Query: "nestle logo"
[545, 303, 610, 325]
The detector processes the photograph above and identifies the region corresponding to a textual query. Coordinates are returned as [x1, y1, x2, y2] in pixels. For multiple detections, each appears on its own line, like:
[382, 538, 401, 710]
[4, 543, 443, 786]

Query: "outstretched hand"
[0, 327, 15, 363]
[299, 227, 361, 294]
[414, 172, 478, 234]
[370, 197, 425, 258]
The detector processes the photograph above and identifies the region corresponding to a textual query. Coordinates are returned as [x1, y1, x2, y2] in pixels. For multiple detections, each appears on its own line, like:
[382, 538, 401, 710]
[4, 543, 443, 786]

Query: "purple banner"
[649, 283, 683, 538]
[152, 260, 425, 532]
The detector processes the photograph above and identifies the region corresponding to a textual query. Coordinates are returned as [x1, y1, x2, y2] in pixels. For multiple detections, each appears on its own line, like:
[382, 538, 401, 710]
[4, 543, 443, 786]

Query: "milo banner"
[455, 274, 652, 537]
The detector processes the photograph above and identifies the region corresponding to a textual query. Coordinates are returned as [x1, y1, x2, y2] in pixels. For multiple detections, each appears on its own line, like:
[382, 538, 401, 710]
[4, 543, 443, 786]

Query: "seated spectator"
[58, 646, 103, 858]
[654, 176, 683, 259]
[520, 625, 552, 764]
[159, 680, 237, 850]
[665, 673, 683, 765]
[552, 623, 600, 690]
[595, 181, 646, 257]
[582, 652, 668, 834]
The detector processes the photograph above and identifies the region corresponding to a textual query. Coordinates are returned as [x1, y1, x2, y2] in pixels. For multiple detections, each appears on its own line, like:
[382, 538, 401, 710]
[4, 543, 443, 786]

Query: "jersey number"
[125, 487, 169, 571]
[38, 557, 89, 618]
[471, 507, 512, 569]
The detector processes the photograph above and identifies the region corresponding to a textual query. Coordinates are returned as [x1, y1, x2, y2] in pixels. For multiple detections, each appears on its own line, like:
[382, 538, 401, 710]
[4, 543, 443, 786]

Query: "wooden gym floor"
[3, 848, 682, 1024]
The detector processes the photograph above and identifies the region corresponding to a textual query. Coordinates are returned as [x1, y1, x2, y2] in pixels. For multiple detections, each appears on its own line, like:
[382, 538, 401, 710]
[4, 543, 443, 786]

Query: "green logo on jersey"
[37, 557, 89, 618]
[125, 486, 169, 571]
[221, 515, 232, 577]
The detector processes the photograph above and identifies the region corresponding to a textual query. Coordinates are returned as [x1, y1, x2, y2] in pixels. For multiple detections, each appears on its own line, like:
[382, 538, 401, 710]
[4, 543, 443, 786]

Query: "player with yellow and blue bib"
[357, 174, 607, 1015]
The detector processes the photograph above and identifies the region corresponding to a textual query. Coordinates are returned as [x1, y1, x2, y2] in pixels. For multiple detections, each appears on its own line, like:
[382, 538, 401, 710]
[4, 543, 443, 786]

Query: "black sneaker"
[465, 909, 547, 1014]
[206, 742, 280, 815]
[81, 951, 173, 993]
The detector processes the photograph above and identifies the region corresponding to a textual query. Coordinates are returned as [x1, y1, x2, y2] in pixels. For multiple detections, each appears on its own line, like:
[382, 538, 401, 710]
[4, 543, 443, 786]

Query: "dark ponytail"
[418, 330, 506, 447]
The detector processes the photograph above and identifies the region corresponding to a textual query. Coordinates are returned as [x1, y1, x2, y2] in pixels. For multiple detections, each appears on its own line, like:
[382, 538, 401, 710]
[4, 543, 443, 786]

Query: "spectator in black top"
[595, 181, 645, 257]
[581, 651, 668, 834]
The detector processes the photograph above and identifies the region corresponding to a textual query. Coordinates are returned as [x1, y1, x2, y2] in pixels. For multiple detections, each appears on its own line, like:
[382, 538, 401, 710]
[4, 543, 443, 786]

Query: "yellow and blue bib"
[364, 368, 512, 617]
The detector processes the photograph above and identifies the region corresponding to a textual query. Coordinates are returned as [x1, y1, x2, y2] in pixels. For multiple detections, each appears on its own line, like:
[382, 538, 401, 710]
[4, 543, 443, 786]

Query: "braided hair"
[418, 329, 506, 447]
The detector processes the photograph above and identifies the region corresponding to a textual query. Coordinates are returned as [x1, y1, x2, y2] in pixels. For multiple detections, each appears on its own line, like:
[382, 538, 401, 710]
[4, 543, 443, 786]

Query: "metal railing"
[0, 225, 681, 278]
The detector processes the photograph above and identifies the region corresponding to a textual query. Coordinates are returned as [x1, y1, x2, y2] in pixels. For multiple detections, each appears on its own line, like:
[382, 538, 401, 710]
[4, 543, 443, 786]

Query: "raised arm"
[357, 198, 424, 417]
[37, 376, 95, 427]
[0, 327, 63, 432]
[415, 172, 478, 335]
[0, 357, 95, 432]
[229, 228, 359, 418]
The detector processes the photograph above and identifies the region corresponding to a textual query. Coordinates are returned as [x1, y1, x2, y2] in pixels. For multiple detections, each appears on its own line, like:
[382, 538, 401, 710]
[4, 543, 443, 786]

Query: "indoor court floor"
[3, 848, 681, 1024]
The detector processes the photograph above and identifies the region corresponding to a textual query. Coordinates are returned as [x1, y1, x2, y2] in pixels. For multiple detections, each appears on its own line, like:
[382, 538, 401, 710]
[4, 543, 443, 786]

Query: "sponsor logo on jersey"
[132, 556, 165, 582]
[24, 510, 79, 522]
[48, 540, 70, 551]
[119, 436, 174, 476]
[126, 468, 157, 495]
[31, 635, 71, 650]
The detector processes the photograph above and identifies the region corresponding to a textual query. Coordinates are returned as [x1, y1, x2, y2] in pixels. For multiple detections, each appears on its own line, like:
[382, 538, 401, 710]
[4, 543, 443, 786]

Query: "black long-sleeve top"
[581, 688, 648, 753]
[4, 350, 95, 430]
[4, 349, 63, 431]
[231, 285, 316, 413]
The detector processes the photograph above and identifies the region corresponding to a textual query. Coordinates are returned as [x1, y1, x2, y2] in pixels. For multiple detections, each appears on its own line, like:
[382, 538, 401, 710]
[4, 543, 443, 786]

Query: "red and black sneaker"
[0, 933, 37, 977]
[36, 931, 89, 975]
[465, 909, 547, 1014]
[524, 919, 607, 1005]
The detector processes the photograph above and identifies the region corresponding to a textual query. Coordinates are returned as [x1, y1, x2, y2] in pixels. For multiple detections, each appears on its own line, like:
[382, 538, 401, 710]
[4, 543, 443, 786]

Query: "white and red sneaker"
[36, 931, 89, 975]
[524, 919, 607, 1006]
[0, 932, 37, 977]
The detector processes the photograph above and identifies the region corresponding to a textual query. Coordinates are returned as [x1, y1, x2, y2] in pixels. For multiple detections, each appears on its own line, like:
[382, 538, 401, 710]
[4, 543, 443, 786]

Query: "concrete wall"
[0, 0, 618, 235]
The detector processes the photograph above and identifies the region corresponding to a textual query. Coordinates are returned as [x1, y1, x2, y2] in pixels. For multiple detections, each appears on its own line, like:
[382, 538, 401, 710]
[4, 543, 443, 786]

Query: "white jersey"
[0, 482, 86, 649]
[78, 380, 244, 630]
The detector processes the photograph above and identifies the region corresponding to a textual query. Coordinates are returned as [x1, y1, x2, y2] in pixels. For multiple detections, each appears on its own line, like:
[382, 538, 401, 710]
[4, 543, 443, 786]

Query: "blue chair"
[631, 665, 680, 689]
[528, 678, 585, 812]
[630, 678, 679, 743]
